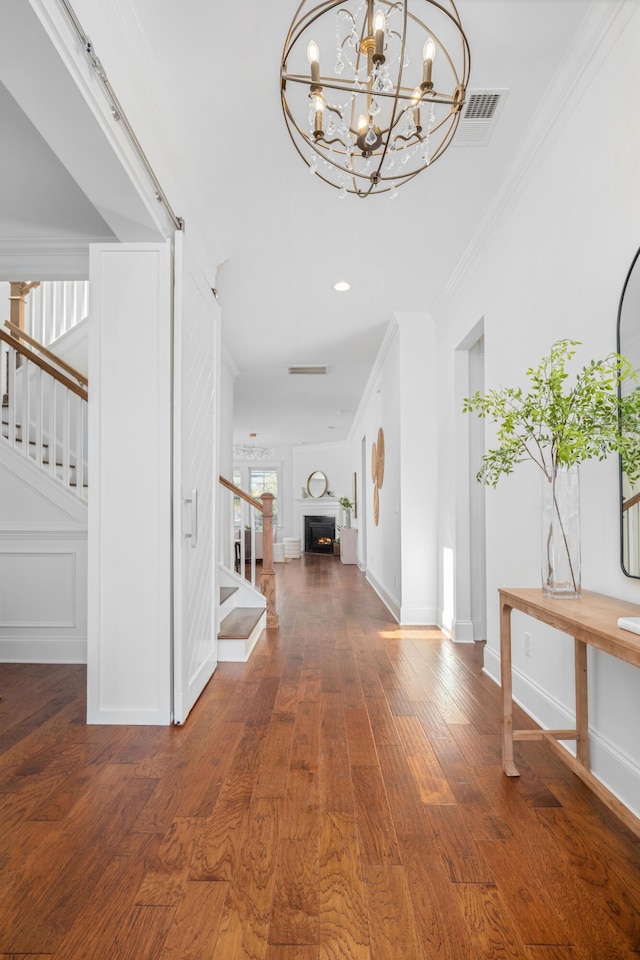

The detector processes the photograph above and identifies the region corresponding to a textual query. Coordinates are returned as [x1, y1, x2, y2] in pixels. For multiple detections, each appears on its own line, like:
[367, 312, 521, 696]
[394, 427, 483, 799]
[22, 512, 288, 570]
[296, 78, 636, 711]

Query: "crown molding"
[347, 311, 434, 444]
[0, 236, 112, 280]
[347, 317, 399, 445]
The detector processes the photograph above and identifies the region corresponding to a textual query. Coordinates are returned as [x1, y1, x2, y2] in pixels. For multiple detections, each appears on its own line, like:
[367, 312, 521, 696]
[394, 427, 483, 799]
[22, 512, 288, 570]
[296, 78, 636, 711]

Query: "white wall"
[0, 282, 8, 322]
[293, 442, 352, 505]
[399, 314, 438, 624]
[348, 315, 438, 624]
[88, 241, 172, 724]
[436, 2, 640, 817]
[219, 348, 237, 481]
[0, 444, 87, 662]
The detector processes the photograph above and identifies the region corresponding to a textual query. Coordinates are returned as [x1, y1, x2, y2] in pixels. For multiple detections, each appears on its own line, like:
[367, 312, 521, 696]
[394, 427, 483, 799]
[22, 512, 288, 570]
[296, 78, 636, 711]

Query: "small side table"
[499, 586, 640, 839]
[340, 528, 358, 564]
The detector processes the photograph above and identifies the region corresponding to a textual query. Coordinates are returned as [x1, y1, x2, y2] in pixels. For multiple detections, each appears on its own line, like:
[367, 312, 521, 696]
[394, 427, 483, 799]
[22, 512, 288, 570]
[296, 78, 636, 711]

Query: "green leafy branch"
[462, 339, 640, 486]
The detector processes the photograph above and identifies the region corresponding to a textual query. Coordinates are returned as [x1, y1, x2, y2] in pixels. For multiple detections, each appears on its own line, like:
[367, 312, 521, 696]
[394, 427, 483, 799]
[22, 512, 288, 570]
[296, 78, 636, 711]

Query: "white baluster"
[49, 379, 58, 479]
[34, 365, 43, 466]
[1, 340, 7, 415]
[44, 284, 52, 344]
[249, 507, 257, 587]
[75, 393, 85, 497]
[21, 355, 29, 460]
[61, 388, 70, 487]
[7, 346, 16, 450]
[81, 281, 89, 322]
[61, 282, 68, 338]
[226, 487, 232, 568]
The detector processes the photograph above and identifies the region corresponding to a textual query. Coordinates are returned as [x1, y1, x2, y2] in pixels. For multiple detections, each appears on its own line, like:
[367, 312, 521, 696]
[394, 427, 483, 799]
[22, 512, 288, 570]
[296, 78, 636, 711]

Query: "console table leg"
[575, 637, 590, 767]
[500, 602, 519, 776]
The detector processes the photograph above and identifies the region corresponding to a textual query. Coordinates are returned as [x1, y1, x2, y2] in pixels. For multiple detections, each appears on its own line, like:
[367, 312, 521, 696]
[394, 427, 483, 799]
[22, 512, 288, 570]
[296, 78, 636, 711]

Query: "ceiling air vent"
[455, 89, 508, 147]
[287, 364, 329, 375]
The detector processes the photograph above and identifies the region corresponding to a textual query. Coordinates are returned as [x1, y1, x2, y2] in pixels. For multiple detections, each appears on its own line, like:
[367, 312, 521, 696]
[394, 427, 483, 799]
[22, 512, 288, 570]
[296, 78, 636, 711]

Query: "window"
[233, 469, 242, 528]
[249, 467, 279, 527]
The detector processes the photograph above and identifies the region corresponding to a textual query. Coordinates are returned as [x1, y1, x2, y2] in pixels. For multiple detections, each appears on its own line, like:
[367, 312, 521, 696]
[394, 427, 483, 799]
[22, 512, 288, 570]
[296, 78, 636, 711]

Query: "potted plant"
[463, 339, 640, 597]
[339, 496, 354, 528]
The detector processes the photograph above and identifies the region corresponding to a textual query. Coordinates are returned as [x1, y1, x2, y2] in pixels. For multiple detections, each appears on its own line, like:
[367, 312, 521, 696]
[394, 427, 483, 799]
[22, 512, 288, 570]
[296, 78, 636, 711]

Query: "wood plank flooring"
[1, 554, 639, 958]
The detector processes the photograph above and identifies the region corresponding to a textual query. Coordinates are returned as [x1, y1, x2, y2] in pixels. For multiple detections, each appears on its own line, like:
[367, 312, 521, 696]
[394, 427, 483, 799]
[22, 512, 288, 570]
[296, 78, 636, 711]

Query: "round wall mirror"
[617, 244, 640, 577]
[307, 471, 328, 498]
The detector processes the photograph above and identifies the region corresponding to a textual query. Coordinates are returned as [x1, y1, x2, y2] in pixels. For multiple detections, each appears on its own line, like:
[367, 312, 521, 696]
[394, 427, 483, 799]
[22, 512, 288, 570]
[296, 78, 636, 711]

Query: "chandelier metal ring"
[281, 0, 470, 198]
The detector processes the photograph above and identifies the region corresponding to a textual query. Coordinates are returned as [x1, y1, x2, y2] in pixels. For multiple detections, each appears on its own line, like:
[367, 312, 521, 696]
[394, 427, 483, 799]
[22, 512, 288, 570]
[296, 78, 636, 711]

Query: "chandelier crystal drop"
[281, 0, 470, 198]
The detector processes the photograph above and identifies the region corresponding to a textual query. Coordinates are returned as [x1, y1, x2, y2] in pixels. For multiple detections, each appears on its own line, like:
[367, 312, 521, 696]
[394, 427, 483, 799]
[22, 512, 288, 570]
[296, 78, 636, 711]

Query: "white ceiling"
[1, 0, 593, 450]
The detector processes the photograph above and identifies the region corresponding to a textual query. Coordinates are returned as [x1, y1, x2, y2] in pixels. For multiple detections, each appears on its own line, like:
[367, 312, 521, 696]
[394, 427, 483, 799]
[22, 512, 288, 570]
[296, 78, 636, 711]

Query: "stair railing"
[4, 321, 88, 388]
[0, 325, 88, 498]
[219, 475, 278, 628]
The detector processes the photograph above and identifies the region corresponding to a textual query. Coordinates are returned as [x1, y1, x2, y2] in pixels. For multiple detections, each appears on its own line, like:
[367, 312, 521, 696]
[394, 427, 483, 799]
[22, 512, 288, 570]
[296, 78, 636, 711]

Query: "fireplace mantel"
[294, 498, 339, 543]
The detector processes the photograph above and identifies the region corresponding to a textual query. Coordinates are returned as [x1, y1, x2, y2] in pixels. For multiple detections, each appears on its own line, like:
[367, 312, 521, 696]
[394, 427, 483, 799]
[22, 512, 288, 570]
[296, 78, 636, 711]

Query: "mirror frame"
[307, 471, 328, 498]
[617, 243, 640, 578]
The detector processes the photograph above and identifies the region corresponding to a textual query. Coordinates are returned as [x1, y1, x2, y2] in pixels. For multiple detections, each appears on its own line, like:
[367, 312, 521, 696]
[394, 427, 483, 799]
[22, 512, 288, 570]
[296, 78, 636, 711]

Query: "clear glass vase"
[541, 464, 581, 598]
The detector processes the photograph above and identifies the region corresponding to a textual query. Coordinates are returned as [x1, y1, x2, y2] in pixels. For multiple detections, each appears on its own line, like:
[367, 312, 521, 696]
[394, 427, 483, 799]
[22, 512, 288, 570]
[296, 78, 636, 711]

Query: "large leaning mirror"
[618, 244, 640, 577]
[307, 471, 328, 498]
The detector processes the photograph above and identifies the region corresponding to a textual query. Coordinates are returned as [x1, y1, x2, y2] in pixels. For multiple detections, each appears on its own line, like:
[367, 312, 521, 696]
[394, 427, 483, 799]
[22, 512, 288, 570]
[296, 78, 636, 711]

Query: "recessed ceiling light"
[334, 281, 350, 292]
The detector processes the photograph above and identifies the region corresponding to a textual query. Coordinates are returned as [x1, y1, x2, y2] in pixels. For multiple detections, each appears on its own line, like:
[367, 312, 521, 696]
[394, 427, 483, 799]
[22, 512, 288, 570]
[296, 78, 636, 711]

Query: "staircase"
[0, 322, 88, 500]
[216, 580, 266, 661]
[1, 415, 87, 493]
[0, 281, 275, 667]
[215, 476, 279, 660]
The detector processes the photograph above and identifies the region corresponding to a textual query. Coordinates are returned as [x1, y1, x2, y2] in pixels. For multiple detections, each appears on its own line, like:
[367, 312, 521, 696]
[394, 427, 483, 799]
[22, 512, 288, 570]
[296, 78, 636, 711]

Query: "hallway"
[1, 555, 639, 958]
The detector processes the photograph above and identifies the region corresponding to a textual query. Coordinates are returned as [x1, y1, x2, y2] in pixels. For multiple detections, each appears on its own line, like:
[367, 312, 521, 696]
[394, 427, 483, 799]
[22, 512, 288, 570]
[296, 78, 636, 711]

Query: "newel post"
[260, 493, 279, 628]
[9, 281, 39, 367]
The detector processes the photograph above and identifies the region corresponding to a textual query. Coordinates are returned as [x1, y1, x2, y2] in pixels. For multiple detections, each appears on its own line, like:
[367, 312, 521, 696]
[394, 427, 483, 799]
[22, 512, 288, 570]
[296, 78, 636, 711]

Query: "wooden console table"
[500, 587, 640, 839]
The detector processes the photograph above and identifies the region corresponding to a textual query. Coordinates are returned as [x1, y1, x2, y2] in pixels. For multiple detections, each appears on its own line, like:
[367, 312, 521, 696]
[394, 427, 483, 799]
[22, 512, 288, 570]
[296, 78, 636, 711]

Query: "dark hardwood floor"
[1, 554, 639, 959]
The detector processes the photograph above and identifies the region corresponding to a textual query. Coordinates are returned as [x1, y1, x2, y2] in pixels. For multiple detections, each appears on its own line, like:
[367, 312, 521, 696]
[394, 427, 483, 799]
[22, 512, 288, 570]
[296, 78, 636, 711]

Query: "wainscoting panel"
[0, 531, 87, 663]
[0, 552, 75, 626]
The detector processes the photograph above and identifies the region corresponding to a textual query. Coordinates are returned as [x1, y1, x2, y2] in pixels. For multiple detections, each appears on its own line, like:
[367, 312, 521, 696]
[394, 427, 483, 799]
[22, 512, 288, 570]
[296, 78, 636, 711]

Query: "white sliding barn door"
[173, 231, 219, 724]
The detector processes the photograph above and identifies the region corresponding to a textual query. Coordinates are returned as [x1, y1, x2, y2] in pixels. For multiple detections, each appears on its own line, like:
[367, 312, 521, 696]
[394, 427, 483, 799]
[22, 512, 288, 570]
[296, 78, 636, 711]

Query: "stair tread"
[220, 586, 239, 605]
[218, 606, 264, 639]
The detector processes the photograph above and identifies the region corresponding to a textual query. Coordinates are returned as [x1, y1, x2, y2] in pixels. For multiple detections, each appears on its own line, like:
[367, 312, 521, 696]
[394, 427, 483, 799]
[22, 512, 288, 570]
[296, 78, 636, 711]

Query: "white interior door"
[173, 231, 219, 724]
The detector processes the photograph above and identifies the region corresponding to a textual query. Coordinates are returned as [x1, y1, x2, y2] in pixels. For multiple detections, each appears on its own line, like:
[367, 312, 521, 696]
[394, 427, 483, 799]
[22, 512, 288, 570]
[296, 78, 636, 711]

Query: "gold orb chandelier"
[281, 0, 471, 198]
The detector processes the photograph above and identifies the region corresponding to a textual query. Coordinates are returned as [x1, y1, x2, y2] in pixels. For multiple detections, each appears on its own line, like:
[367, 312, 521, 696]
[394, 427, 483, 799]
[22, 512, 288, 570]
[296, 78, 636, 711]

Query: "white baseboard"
[452, 619, 475, 643]
[0, 638, 86, 663]
[399, 604, 438, 626]
[86, 707, 172, 725]
[366, 570, 400, 622]
[483, 647, 640, 820]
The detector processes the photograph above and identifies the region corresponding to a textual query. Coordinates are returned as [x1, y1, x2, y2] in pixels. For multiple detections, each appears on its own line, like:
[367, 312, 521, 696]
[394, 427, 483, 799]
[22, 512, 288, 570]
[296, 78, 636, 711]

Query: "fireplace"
[304, 515, 336, 554]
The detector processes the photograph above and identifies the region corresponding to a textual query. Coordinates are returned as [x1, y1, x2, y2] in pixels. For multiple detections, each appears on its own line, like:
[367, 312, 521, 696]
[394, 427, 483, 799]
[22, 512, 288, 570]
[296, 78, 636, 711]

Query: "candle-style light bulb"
[357, 114, 368, 133]
[307, 40, 321, 87]
[423, 38, 436, 63]
[373, 9, 386, 63]
[422, 37, 436, 88]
